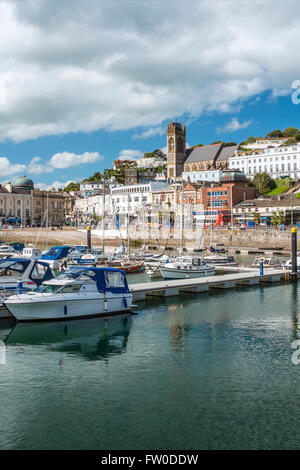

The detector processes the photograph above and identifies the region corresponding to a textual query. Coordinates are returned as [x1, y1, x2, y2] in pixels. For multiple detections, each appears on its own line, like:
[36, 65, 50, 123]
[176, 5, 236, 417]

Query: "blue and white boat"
[4, 267, 133, 322]
[0, 258, 54, 318]
[39, 245, 73, 269]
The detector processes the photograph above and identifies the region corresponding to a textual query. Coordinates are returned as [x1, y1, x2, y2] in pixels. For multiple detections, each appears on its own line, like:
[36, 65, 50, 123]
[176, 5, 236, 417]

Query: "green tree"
[271, 210, 278, 225]
[282, 127, 299, 137]
[266, 130, 282, 137]
[252, 172, 276, 195]
[253, 211, 261, 225]
[277, 209, 285, 225]
[64, 182, 80, 192]
[143, 149, 166, 159]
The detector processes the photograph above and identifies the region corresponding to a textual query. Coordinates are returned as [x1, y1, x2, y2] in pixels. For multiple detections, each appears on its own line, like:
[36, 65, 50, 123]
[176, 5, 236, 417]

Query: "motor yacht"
[0, 258, 54, 318]
[251, 256, 282, 269]
[4, 267, 133, 322]
[160, 256, 215, 280]
[203, 255, 238, 266]
[0, 244, 18, 258]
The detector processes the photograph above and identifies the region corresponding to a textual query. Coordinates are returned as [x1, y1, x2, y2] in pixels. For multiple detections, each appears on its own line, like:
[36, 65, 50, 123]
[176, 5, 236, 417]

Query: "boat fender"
[103, 293, 108, 311]
[17, 281, 23, 295]
[64, 305, 67, 316]
[123, 297, 128, 309]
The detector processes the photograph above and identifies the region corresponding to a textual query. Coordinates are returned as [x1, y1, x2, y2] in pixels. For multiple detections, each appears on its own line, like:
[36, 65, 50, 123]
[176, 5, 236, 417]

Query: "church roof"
[217, 145, 238, 161]
[184, 143, 222, 164]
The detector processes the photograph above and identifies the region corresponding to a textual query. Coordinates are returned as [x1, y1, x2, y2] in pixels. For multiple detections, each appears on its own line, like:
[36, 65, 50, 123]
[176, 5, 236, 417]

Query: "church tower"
[167, 121, 186, 179]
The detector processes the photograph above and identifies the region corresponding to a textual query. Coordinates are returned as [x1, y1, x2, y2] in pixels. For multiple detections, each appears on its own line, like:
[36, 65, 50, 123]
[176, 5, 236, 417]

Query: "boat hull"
[5, 293, 133, 322]
[160, 267, 215, 279]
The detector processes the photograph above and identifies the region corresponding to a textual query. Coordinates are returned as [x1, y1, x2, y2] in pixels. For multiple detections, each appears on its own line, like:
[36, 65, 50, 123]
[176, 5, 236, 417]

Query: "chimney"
[5, 182, 13, 193]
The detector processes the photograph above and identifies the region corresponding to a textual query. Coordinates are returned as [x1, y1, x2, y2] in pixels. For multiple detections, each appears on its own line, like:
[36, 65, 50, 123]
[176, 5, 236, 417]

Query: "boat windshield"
[35, 283, 82, 294]
[56, 271, 94, 281]
[0, 261, 26, 277]
[35, 284, 64, 293]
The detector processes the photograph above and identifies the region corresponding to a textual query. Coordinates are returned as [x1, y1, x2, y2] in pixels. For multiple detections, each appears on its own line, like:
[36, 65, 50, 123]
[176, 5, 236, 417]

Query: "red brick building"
[181, 171, 255, 223]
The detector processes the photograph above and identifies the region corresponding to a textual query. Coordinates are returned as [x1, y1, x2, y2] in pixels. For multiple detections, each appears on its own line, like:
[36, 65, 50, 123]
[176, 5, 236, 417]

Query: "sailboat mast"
[127, 194, 130, 257]
[46, 193, 49, 251]
[180, 182, 184, 256]
[102, 173, 105, 255]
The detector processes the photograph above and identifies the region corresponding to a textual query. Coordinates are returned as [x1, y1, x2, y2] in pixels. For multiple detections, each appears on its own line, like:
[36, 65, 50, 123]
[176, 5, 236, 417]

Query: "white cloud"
[0, 157, 26, 176]
[35, 180, 74, 191]
[216, 117, 253, 134]
[133, 126, 164, 139]
[49, 151, 102, 169]
[117, 149, 144, 161]
[0, 1, 298, 142]
[26, 151, 103, 174]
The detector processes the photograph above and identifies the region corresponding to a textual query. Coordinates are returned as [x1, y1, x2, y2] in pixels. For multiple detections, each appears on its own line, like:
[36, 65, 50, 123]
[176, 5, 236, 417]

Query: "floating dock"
[130, 268, 296, 301]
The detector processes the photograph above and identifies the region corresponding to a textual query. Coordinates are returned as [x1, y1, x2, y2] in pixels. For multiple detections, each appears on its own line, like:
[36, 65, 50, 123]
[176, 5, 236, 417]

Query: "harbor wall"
[0, 226, 294, 251]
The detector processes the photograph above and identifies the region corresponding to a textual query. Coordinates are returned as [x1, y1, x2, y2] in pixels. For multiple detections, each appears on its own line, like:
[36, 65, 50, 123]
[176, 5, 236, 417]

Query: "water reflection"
[3, 314, 132, 361]
[290, 282, 298, 342]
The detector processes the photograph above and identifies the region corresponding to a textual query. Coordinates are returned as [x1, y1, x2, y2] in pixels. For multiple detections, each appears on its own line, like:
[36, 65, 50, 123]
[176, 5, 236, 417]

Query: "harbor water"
[1, 276, 300, 449]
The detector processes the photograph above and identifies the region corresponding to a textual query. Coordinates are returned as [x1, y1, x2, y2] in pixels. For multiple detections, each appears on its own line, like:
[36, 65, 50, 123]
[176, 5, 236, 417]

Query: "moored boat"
[0, 258, 54, 318]
[251, 256, 282, 269]
[4, 266, 133, 322]
[39, 245, 74, 269]
[203, 255, 238, 266]
[160, 256, 215, 279]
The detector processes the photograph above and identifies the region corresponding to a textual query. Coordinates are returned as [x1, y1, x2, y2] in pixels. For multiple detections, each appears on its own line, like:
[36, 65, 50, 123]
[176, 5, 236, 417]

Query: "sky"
[1, 0, 300, 190]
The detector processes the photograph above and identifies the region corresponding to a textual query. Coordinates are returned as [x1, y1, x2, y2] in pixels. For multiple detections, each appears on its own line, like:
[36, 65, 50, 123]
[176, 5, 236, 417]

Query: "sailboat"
[159, 184, 215, 279]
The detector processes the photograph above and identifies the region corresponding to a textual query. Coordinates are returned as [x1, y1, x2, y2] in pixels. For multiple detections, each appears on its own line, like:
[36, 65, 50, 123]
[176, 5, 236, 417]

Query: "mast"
[180, 181, 184, 256]
[46, 193, 49, 251]
[230, 185, 233, 230]
[127, 194, 130, 257]
[20, 198, 23, 230]
[142, 195, 146, 253]
[102, 173, 105, 255]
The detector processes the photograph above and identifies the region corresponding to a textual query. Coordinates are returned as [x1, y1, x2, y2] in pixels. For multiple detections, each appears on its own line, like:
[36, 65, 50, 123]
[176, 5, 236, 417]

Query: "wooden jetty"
[130, 268, 295, 301]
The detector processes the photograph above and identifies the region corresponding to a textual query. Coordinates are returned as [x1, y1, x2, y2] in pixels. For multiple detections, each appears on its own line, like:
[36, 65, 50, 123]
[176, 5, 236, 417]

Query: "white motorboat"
[0, 244, 18, 258]
[4, 267, 133, 322]
[144, 254, 171, 267]
[284, 255, 300, 270]
[203, 255, 238, 266]
[0, 258, 54, 318]
[145, 266, 162, 279]
[19, 247, 42, 259]
[160, 256, 215, 280]
[251, 256, 282, 269]
[39, 245, 74, 269]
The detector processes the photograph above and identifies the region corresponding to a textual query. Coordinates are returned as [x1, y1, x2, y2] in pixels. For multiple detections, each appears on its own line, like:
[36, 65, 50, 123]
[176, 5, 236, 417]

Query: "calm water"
[0, 280, 300, 450]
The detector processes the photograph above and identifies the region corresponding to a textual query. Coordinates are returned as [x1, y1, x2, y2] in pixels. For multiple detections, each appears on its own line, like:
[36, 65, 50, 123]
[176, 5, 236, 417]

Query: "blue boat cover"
[40, 246, 73, 261]
[65, 267, 130, 294]
[0, 258, 54, 285]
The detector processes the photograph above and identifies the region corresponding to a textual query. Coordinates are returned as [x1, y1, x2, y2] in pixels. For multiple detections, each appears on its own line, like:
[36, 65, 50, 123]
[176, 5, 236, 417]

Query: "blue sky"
[0, 1, 299, 189]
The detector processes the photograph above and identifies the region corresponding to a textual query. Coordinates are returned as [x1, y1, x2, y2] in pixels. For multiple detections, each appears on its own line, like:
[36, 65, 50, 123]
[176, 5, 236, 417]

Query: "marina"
[1, 280, 300, 450]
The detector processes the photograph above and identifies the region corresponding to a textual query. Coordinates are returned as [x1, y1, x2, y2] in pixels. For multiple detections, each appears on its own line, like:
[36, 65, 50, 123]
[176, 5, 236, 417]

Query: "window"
[59, 284, 81, 293]
[31, 263, 49, 280]
[105, 270, 126, 288]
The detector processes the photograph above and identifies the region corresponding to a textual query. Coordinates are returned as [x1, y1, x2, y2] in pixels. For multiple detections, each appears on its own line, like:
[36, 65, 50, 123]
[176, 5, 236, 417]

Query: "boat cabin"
[0, 258, 54, 288]
[35, 267, 131, 295]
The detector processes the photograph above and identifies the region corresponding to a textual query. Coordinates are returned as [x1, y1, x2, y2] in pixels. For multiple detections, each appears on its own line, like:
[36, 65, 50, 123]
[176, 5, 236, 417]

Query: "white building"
[242, 137, 289, 150]
[229, 144, 300, 179]
[75, 181, 168, 217]
[182, 169, 223, 183]
[136, 157, 166, 169]
[80, 182, 103, 192]
[110, 181, 167, 215]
